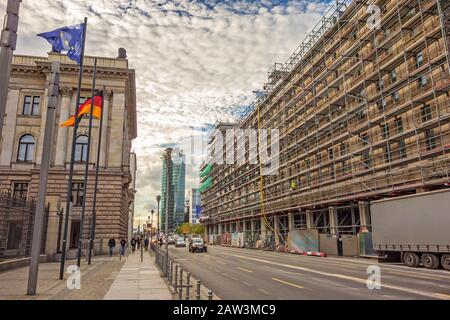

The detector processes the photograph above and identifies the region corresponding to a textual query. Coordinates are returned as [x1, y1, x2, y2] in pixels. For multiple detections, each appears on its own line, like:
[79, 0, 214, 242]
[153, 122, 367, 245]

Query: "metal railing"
[153, 244, 216, 300]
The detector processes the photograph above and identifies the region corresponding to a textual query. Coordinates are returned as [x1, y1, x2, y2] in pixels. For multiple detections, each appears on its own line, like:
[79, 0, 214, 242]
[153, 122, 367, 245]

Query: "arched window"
[17, 134, 35, 162]
[74, 135, 88, 163]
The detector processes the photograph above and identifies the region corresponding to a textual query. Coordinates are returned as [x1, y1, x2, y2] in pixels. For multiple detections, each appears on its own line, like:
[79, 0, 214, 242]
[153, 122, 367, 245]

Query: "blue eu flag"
[38, 24, 85, 65]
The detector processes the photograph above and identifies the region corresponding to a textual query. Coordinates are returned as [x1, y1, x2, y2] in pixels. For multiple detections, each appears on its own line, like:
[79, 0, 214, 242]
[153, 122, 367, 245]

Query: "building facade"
[160, 149, 185, 232]
[201, 0, 450, 248]
[0, 51, 137, 258]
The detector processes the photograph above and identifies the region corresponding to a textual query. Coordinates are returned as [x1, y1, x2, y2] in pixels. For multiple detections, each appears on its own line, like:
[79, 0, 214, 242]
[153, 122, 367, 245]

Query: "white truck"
[371, 189, 450, 270]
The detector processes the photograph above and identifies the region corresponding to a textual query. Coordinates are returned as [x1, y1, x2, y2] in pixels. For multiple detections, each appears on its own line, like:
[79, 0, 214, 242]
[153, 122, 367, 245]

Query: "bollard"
[178, 267, 183, 300]
[196, 280, 201, 300]
[208, 290, 213, 300]
[186, 272, 190, 300]
[174, 264, 178, 293]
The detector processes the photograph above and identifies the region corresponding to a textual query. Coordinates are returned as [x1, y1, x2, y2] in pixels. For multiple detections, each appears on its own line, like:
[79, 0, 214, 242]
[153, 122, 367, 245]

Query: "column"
[274, 215, 280, 245]
[306, 210, 314, 229]
[260, 216, 267, 240]
[218, 223, 223, 235]
[108, 91, 124, 168]
[329, 206, 338, 236]
[359, 201, 371, 229]
[0, 89, 19, 166]
[236, 221, 240, 233]
[36, 87, 49, 165]
[288, 212, 294, 231]
[100, 91, 111, 168]
[55, 87, 72, 167]
[242, 220, 247, 232]
[250, 219, 255, 234]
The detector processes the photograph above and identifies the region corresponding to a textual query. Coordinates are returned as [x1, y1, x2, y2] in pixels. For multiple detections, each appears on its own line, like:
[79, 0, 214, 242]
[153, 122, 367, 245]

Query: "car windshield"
[193, 239, 203, 244]
[177, 239, 184, 243]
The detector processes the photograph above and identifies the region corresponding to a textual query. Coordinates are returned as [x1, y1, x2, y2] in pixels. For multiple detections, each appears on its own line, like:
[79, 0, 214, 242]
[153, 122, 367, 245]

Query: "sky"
[3, 0, 332, 223]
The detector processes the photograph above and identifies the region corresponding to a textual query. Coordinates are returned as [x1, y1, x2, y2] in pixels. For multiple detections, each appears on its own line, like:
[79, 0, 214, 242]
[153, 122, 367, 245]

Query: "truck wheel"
[422, 253, 439, 269]
[403, 252, 420, 267]
[440, 254, 450, 271]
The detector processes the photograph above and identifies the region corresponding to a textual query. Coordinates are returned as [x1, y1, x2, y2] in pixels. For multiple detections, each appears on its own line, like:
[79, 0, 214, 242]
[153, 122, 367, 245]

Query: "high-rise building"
[160, 149, 185, 232]
[201, 0, 450, 247]
[190, 188, 201, 224]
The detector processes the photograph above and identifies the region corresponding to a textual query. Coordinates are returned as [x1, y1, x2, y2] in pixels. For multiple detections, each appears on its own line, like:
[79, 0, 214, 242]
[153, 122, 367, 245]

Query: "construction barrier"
[342, 234, 359, 257]
[288, 229, 320, 254]
[358, 232, 377, 257]
[319, 234, 339, 256]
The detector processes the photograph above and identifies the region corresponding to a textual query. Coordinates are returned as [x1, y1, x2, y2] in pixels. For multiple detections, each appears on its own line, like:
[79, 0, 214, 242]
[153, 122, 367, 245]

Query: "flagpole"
[77, 57, 97, 267]
[88, 86, 105, 265]
[59, 17, 88, 280]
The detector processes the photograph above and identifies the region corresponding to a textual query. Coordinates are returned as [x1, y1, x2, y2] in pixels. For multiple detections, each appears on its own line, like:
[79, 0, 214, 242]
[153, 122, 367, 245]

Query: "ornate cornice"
[60, 87, 73, 98]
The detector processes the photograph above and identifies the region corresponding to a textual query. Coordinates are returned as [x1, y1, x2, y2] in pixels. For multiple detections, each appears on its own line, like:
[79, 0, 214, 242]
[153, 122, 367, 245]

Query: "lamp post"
[150, 209, 154, 242]
[156, 195, 161, 240]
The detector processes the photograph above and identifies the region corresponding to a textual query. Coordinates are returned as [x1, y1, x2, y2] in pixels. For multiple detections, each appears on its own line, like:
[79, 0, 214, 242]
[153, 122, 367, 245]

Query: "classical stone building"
[0, 51, 137, 258]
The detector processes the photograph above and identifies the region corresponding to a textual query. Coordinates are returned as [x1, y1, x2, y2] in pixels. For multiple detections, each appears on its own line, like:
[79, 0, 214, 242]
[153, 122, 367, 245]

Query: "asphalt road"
[168, 245, 450, 300]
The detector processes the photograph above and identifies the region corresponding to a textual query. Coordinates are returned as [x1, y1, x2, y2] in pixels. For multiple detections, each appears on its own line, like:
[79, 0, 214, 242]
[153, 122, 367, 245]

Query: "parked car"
[175, 238, 186, 248]
[189, 238, 207, 253]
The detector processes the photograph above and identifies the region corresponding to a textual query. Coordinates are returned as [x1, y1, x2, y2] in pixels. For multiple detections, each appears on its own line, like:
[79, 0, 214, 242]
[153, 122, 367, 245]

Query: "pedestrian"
[120, 238, 127, 257]
[137, 236, 141, 249]
[108, 237, 116, 257]
[158, 237, 163, 247]
[131, 237, 136, 253]
[144, 238, 149, 251]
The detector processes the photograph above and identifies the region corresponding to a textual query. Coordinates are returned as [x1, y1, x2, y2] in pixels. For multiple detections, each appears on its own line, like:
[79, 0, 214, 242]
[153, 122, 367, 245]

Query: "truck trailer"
[371, 189, 450, 270]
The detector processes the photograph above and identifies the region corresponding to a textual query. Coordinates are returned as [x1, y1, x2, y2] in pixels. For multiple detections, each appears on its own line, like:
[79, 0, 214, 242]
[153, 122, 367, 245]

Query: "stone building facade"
[0, 51, 137, 257]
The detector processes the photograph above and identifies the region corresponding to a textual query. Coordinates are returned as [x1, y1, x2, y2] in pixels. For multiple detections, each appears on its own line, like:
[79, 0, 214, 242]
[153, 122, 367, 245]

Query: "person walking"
[120, 238, 127, 258]
[131, 237, 136, 253]
[137, 236, 141, 250]
[144, 237, 149, 251]
[108, 237, 116, 257]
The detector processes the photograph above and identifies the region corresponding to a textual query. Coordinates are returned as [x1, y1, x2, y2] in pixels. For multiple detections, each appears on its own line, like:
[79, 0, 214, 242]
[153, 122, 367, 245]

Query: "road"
[168, 245, 450, 300]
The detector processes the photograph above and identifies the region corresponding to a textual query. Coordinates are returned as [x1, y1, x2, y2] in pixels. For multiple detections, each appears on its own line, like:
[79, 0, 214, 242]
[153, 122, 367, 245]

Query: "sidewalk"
[103, 250, 173, 300]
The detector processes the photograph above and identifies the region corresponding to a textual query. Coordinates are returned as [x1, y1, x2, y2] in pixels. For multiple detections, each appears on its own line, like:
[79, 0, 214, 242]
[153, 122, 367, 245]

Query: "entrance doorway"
[70, 220, 81, 248]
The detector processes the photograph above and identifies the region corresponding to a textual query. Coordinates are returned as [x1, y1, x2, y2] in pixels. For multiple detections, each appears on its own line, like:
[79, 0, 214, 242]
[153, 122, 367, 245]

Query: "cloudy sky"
[4, 0, 332, 223]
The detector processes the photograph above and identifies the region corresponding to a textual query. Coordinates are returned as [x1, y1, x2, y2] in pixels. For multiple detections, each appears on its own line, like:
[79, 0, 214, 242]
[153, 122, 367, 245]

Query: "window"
[378, 78, 384, 91]
[71, 182, 85, 207]
[391, 70, 397, 82]
[22, 95, 40, 116]
[17, 134, 35, 162]
[74, 135, 89, 163]
[425, 129, 436, 151]
[377, 99, 387, 111]
[384, 145, 392, 163]
[421, 104, 432, 122]
[418, 75, 428, 88]
[416, 52, 423, 67]
[392, 91, 400, 102]
[399, 140, 407, 158]
[328, 148, 334, 160]
[13, 183, 28, 199]
[361, 134, 369, 146]
[381, 124, 389, 139]
[395, 117, 404, 133]
[7, 222, 23, 250]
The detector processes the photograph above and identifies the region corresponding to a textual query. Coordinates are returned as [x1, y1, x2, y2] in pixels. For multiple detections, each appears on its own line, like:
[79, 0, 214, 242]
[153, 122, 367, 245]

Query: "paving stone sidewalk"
[103, 250, 173, 300]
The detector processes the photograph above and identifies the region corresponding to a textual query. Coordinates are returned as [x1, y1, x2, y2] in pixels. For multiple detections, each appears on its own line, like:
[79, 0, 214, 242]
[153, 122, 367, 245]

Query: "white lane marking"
[237, 267, 253, 273]
[219, 251, 450, 300]
[243, 281, 253, 287]
[258, 288, 270, 295]
[216, 260, 227, 265]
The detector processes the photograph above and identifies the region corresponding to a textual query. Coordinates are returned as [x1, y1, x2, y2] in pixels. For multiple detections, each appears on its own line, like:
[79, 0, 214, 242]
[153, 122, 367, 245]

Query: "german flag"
[60, 96, 102, 127]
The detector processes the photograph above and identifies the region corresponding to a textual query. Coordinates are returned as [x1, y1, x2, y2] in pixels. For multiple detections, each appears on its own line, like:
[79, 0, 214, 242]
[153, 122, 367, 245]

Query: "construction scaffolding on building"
[201, 0, 450, 255]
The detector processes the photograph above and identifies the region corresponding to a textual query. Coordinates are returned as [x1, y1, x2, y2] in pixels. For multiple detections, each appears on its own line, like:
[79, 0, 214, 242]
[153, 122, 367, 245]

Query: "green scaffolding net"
[199, 176, 213, 192]
[200, 163, 212, 177]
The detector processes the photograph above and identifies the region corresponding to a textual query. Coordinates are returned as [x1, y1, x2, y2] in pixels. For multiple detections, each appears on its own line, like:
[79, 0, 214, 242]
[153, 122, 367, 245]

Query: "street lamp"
[156, 195, 161, 239]
[150, 209, 154, 242]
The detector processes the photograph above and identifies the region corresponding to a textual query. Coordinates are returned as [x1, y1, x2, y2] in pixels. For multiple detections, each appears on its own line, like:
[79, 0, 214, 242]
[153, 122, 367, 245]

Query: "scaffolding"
[201, 0, 450, 248]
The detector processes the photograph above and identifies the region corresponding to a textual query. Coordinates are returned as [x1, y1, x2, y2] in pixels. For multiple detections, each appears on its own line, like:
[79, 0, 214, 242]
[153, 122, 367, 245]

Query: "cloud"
[5, 0, 329, 221]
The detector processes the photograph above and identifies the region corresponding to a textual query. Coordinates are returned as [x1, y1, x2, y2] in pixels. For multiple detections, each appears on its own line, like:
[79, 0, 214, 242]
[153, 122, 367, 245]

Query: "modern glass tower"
[160, 149, 185, 233]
